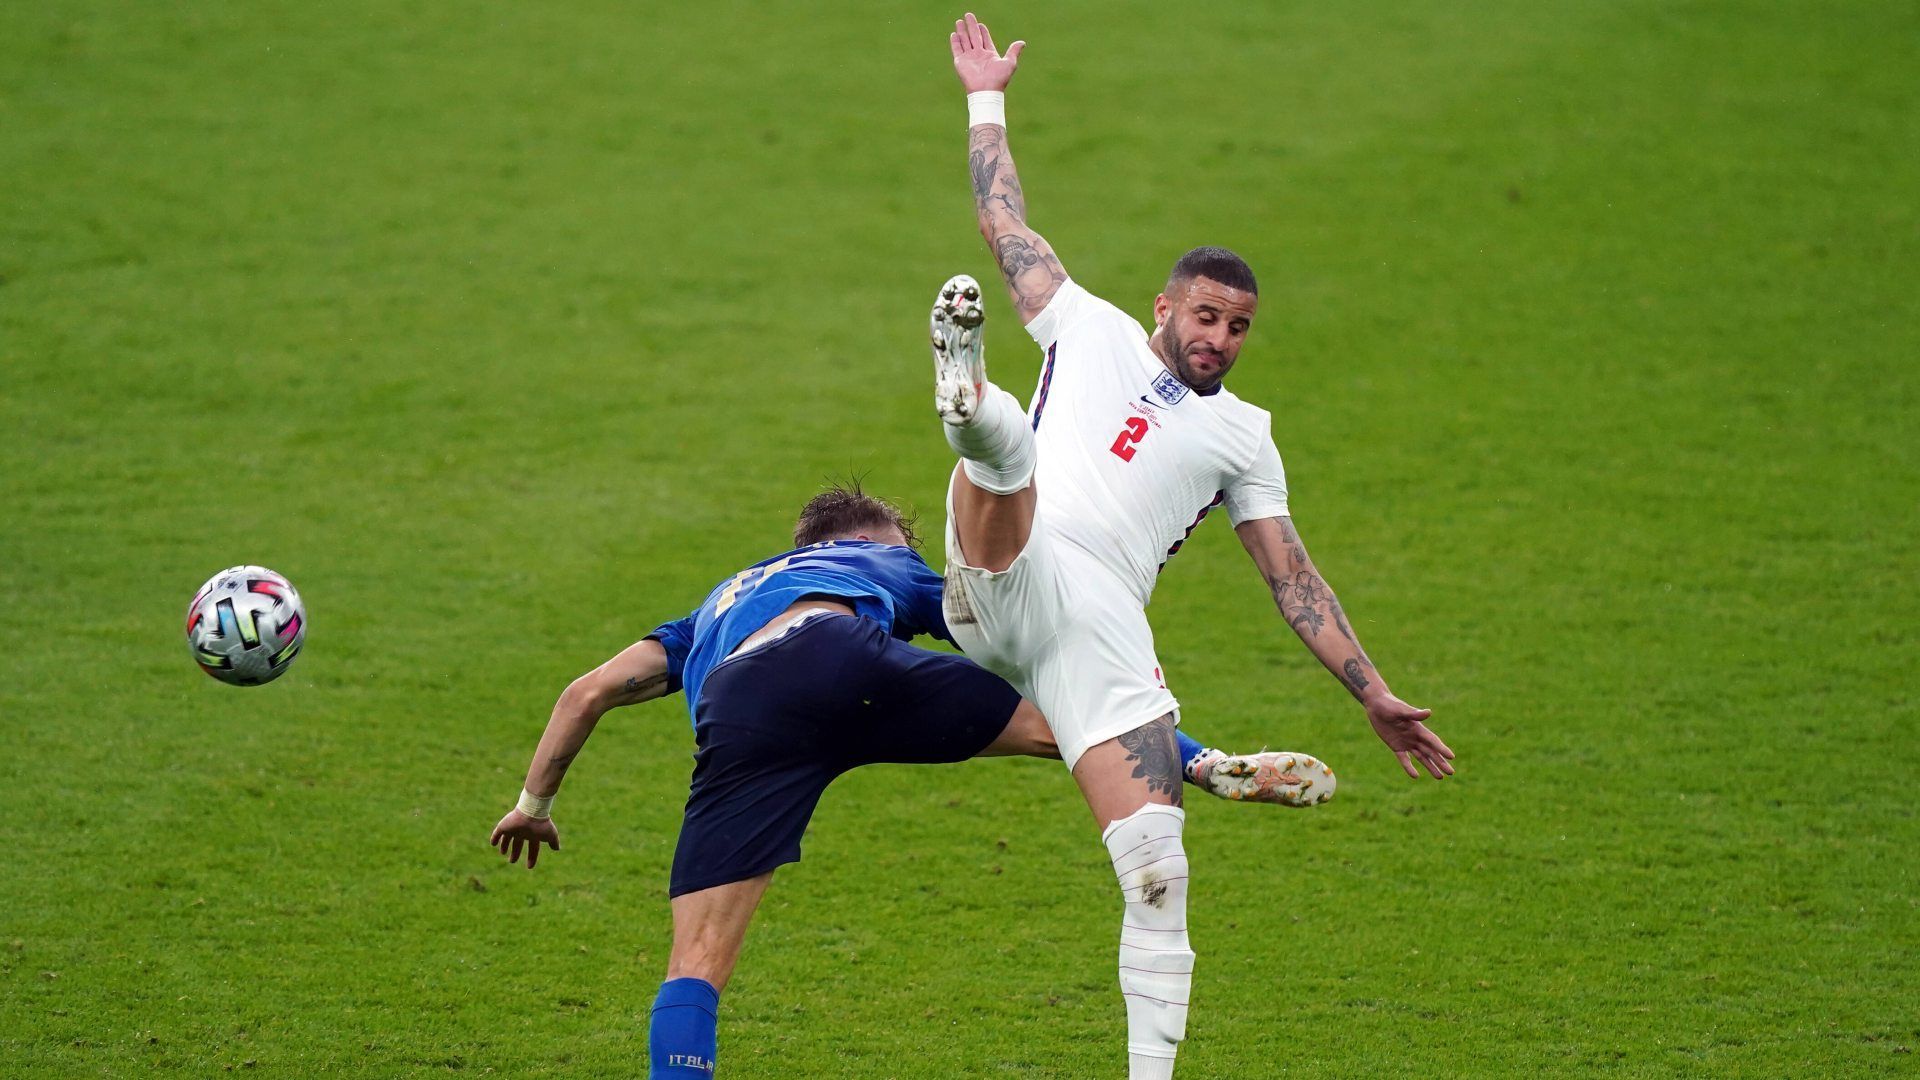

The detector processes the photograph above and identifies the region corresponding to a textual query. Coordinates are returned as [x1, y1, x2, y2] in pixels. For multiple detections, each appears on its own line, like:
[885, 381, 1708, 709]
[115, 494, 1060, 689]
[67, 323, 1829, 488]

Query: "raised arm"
[488, 637, 675, 867]
[951, 13, 1067, 323]
[1235, 516, 1455, 780]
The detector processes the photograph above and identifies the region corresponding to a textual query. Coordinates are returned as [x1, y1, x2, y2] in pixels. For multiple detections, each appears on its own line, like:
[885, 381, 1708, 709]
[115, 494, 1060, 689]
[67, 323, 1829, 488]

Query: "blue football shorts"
[668, 613, 1022, 898]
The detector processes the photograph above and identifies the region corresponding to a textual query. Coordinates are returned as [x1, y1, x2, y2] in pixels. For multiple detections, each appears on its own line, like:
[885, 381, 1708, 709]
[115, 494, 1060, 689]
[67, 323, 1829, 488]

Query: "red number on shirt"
[1109, 416, 1151, 462]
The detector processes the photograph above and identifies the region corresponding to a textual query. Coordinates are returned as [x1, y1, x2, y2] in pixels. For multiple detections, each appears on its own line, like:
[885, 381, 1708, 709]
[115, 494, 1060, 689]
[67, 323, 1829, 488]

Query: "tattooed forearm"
[1266, 569, 1333, 637]
[997, 168, 1025, 217]
[969, 133, 1001, 208]
[984, 191, 1022, 218]
[1117, 716, 1183, 803]
[968, 126, 1025, 223]
[966, 121, 1064, 318]
[1329, 596, 1357, 645]
[1262, 535, 1377, 697]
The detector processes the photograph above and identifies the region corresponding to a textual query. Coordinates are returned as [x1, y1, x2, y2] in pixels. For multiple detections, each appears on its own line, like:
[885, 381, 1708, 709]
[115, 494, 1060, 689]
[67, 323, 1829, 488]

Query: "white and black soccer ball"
[185, 565, 307, 686]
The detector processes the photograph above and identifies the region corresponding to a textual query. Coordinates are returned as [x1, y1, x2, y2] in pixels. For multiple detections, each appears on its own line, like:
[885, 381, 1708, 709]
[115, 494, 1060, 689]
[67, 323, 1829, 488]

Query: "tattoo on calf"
[1118, 717, 1183, 802]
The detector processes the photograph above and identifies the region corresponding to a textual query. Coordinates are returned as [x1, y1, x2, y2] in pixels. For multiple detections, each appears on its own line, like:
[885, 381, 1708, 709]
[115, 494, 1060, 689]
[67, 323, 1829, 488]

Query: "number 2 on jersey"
[1109, 416, 1150, 462]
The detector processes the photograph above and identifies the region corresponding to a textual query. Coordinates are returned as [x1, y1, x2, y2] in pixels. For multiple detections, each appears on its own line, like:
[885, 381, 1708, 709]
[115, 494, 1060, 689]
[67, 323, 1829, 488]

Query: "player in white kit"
[936, 14, 1456, 1078]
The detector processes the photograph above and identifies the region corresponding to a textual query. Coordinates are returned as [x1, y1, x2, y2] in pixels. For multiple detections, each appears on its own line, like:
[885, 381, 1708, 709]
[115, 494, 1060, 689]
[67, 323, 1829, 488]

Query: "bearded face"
[1152, 276, 1257, 392]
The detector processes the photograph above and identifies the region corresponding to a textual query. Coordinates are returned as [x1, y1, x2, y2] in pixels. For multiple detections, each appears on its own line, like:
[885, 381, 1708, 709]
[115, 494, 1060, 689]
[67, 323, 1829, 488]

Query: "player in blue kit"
[488, 485, 1320, 1078]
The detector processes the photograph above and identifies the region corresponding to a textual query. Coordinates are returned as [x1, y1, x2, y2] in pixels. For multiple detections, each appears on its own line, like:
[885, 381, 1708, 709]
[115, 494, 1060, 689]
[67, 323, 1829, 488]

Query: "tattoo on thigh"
[1118, 716, 1182, 803]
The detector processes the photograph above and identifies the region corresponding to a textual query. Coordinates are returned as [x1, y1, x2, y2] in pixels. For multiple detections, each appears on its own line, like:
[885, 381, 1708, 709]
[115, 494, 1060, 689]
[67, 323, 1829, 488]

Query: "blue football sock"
[1175, 730, 1211, 784]
[649, 977, 719, 1078]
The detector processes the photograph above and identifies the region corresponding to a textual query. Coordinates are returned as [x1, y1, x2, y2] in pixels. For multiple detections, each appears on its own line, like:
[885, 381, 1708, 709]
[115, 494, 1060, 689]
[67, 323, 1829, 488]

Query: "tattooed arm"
[525, 638, 673, 794]
[489, 638, 673, 866]
[1234, 516, 1455, 780]
[951, 13, 1068, 323]
[967, 123, 1067, 323]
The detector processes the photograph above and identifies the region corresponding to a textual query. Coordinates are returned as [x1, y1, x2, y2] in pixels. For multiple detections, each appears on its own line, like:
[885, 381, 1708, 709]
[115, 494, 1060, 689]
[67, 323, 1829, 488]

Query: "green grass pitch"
[3, 1, 1915, 1075]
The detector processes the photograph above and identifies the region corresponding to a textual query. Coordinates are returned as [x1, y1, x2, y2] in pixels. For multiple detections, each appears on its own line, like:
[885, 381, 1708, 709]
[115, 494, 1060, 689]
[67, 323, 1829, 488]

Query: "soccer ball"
[185, 565, 307, 686]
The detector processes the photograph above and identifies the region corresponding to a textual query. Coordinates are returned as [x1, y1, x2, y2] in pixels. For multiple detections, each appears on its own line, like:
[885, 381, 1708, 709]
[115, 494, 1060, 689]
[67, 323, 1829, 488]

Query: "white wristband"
[967, 91, 1006, 128]
[516, 788, 554, 820]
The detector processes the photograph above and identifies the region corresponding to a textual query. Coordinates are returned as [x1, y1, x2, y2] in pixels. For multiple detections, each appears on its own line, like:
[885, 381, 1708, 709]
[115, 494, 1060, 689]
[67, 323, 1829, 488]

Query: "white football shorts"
[942, 479, 1180, 770]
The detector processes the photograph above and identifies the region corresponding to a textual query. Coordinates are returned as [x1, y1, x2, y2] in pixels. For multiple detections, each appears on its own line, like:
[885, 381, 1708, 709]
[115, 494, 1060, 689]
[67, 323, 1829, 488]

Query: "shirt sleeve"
[1223, 428, 1290, 526]
[897, 556, 955, 644]
[1023, 278, 1113, 348]
[643, 615, 696, 696]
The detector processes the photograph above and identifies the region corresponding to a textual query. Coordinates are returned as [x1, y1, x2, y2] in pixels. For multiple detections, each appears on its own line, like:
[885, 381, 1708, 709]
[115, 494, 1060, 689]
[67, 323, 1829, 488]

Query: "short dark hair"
[1167, 246, 1258, 296]
[793, 481, 919, 549]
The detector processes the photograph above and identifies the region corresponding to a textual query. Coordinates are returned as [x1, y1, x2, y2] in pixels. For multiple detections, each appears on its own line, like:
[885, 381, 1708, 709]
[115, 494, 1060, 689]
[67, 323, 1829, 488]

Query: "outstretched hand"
[1365, 695, 1455, 779]
[490, 808, 561, 869]
[951, 12, 1023, 93]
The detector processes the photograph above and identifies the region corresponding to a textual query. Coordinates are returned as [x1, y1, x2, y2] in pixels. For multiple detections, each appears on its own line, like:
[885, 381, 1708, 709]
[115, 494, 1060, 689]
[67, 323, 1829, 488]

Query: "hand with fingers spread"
[490, 808, 561, 869]
[1365, 694, 1455, 779]
[950, 12, 1024, 92]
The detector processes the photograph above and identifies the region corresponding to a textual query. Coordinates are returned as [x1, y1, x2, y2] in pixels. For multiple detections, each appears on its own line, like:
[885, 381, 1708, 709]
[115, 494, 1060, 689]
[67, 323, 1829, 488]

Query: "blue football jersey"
[645, 541, 951, 720]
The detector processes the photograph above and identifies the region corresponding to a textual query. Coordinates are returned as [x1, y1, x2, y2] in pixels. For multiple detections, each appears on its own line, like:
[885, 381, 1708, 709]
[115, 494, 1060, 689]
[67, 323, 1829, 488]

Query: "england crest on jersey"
[1150, 370, 1190, 406]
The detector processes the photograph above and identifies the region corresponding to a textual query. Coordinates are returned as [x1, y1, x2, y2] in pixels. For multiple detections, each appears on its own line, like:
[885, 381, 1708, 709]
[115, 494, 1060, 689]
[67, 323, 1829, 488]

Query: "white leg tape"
[1104, 804, 1193, 1061]
[946, 384, 1035, 495]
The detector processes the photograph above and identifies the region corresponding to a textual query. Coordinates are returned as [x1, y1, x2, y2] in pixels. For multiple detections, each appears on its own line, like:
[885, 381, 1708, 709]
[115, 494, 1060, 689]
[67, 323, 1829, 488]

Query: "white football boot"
[931, 274, 987, 423]
[1190, 749, 1337, 807]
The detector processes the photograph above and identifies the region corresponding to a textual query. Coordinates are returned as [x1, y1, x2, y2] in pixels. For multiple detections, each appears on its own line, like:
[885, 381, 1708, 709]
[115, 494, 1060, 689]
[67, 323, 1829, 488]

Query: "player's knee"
[1106, 804, 1195, 1054]
[1106, 804, 1190, 926]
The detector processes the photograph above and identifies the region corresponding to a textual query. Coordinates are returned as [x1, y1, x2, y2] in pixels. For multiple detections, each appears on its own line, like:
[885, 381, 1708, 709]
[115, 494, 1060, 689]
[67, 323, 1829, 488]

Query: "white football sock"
[944, 382, 1034, 495]
[1130, 1055, 1176, 1080]
[1104, 804, 1193, 1077]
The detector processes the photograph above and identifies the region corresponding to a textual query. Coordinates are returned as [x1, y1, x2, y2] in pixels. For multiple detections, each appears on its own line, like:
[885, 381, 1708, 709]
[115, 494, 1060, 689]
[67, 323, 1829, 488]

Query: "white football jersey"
[1021, 279, 1289, 605]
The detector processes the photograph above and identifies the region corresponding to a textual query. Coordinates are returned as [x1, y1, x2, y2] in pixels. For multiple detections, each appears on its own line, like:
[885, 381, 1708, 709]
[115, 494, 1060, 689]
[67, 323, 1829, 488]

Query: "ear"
[854, 533, 873, 542]
[1153, 292, 1171, 326]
